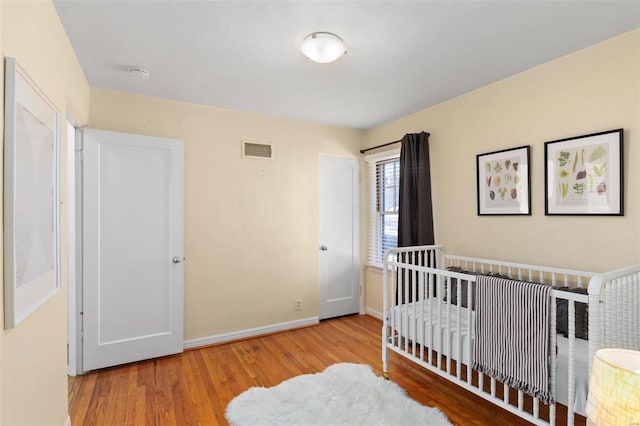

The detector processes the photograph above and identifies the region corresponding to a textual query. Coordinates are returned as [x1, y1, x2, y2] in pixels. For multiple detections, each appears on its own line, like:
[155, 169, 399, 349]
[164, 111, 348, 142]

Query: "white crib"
[382, 245, 640, 426]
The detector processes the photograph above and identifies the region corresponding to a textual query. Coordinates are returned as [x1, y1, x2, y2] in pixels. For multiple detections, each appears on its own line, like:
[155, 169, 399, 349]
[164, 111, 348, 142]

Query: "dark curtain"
[397, 131, 434, 304]
[398, 131, 434, 247]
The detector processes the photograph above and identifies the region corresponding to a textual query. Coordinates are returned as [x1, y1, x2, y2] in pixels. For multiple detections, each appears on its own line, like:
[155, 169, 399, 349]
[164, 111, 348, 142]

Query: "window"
[367, 154, 400, 266]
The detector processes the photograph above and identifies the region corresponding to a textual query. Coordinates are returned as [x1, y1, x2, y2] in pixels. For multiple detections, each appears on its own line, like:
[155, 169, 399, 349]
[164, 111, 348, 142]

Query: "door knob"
[320, 245, 328, 251]
[172, 256, 183, 264]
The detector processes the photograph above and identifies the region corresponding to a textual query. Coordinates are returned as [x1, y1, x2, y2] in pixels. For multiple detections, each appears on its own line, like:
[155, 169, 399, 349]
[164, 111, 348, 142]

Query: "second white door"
[81, 128, 184, 372]
[319, 156, 360, 320]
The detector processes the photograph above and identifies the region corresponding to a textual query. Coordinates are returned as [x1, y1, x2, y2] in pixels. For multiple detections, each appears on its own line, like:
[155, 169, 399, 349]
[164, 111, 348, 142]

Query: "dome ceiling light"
[128, 67, 150, 80]
[301, 32, 347, 64]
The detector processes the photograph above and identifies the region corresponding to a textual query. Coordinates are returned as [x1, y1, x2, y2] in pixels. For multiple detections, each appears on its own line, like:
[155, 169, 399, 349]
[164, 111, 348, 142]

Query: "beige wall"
[363, 29, 640, 314]
[89, 89, 363, 340]
[0, 1, 90, 425]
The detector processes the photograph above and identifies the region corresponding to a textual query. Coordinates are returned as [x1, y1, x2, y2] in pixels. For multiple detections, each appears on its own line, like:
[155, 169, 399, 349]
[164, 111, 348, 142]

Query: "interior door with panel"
[81, 128, 184, 372]
[319, 156, 360, 320]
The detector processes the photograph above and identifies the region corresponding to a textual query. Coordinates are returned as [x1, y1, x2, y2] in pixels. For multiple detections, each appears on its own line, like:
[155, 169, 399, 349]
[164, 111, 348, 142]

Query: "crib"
[381, 245, 640, 426]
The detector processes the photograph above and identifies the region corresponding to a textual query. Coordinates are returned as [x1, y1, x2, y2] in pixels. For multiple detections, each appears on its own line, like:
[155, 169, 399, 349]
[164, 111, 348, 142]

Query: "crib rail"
[382, 245, 599, 426]
[588, 264, 640, 374]
[443, 253, 596, 288]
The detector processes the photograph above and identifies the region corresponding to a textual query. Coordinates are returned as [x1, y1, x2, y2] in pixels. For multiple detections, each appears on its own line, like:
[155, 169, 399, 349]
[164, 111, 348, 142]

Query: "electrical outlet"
[295, 299, 302, 311]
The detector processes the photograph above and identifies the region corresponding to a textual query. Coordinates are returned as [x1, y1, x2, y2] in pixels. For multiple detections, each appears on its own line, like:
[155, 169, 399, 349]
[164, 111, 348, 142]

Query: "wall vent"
[243, 141, 273, 159]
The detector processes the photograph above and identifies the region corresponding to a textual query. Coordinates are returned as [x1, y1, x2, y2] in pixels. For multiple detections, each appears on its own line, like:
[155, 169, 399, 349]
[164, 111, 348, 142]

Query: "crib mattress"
[388, 300, 474, 363]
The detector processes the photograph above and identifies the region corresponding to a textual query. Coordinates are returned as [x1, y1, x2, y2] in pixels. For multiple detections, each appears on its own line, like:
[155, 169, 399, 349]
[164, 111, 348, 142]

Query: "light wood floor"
[69, 314, 584, 425]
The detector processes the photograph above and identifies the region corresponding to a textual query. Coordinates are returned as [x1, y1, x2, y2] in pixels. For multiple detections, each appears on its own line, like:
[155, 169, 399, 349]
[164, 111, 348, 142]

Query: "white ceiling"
[53, 1, 640, 130]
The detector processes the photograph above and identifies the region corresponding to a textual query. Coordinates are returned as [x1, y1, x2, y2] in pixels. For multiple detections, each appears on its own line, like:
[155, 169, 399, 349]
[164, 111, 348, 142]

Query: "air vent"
[243, 141, 273, 159]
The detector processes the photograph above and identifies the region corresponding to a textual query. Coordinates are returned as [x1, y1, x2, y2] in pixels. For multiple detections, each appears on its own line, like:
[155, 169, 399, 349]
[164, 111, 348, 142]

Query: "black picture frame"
[476, 145, 531, 215]
[544, 129, 623, 216]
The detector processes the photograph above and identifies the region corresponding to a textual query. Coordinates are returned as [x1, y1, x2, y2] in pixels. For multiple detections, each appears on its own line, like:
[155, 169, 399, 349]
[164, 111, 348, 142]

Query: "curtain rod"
[359, 139, 400, 154]
[360, 132, 430, 154]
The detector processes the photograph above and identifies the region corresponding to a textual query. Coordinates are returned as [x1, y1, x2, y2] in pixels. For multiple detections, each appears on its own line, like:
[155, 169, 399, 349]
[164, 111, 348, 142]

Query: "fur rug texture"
[225, 363, 451, 426]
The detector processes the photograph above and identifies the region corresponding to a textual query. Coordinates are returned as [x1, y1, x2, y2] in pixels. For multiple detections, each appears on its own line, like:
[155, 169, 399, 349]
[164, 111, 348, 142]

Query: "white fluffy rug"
[225, 363, 451, 426]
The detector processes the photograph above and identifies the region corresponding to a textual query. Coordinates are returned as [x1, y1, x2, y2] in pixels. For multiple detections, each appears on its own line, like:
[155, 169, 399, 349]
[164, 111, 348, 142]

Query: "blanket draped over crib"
[472, 275, 554, 404]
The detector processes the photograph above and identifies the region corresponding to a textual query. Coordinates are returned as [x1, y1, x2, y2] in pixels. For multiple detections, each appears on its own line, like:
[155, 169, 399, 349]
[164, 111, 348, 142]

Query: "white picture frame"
[3, 57, 61, 328]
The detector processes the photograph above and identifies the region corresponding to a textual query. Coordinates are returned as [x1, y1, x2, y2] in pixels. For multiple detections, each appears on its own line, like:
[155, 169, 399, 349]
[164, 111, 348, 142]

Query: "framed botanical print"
[477, 145, 531, 215]
[545, 129, 623, 215]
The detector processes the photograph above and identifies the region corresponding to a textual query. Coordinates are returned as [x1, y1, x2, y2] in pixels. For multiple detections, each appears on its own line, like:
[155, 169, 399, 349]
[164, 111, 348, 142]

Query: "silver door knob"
[320, 245, 328, 251]
[172, 256, 182, 263]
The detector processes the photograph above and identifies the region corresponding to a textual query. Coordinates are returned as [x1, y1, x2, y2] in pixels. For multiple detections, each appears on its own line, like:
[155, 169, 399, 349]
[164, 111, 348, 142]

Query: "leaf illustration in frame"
[589, 146, 607, 162]
[559, 182, 569, 198]
[593, 163, 606, 177]
[558, 151, 570, 167]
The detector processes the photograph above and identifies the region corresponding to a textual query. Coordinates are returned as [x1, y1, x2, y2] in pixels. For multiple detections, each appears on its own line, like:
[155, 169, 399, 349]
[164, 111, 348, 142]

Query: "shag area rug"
[225, 363, 451, 426]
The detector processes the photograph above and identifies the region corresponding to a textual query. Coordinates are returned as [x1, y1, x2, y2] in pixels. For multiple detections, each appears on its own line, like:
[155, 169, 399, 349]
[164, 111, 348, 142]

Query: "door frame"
[67, 120, 84, 376]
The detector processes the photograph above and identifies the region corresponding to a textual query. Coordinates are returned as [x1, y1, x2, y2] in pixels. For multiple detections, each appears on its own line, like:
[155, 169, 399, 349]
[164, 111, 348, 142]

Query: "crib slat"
[411, 252, 417, 357]
[456, 274, 462, 379]
[403, 259, 409, 352]
[437, 275, 442, 371]
[416, 272, 426, 361]
[428, 271, 433, 365]
[467, 278, 473, 385]
[517, 390, 523, 410]
[567, 301, 576, 426]
[550, 293, 557, 426]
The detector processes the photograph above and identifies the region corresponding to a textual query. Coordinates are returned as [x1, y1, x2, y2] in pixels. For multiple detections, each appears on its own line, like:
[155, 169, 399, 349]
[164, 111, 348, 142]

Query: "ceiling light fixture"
[301, 32, 347, 64]
[128, 67, 150, 80]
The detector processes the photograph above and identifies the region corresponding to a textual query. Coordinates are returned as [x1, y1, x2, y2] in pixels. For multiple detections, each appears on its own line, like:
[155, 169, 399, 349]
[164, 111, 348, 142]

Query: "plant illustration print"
[482, 155, 524, 208]
[554, 143, 609, 204]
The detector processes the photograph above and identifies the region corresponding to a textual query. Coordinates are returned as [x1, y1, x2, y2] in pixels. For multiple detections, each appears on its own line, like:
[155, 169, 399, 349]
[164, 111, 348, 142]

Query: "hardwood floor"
[69, 315, 583, 425]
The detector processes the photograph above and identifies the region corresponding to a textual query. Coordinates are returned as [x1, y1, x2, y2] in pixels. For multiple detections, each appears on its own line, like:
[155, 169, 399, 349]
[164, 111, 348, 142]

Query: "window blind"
[366, 154, 400, 266]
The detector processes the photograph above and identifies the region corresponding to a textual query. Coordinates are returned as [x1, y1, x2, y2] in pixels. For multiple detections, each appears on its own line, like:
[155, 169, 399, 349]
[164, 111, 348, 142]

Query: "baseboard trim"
[64, 415, 72, 426]
[183, 317, 319, 349]
[365, 307, 383, 320]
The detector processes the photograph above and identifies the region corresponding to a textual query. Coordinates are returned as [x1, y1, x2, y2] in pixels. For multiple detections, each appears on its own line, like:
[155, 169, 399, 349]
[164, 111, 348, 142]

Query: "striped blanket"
[472, 275, 553, 404]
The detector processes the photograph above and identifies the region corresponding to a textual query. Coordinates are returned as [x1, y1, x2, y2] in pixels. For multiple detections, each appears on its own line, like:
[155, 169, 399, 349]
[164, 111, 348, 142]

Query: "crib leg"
[382, 324, 389, 379]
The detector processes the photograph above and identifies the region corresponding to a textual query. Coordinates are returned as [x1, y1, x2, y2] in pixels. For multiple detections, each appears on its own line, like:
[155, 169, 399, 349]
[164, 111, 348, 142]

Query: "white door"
[319, 156, 360, 320]
[81, 128, 184, 372]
